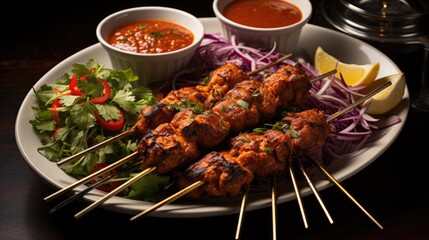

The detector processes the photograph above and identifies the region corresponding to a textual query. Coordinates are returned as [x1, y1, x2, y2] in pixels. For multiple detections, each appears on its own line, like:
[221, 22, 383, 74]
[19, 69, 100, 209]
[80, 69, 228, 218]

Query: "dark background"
[2, 0, 429, 239]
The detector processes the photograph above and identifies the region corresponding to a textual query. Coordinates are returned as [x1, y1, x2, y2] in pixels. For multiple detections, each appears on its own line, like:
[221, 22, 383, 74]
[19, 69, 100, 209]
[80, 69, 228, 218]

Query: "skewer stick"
[49, 161, 142, 213]
[50, 173, 114, 213]
[289, 162, 309, 229]
[56, 128, 135, 166]
[309, 157, 383, 229]
[271, 175, 278, 240]
[326, 81, 392, 122]
[130, 180, 205, 221]
[247, 54, 292, 76]
[235, 184, 250, 240]
[75, 166, 157, 219]
[310, 69, 338, 83]
[44, 151, 139, 202]
[295, 157, 334, 224]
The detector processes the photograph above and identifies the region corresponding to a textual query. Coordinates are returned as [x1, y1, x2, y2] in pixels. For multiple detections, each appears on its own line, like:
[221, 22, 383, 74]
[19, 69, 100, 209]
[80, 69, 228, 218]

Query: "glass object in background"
[320, 0, 429, 112]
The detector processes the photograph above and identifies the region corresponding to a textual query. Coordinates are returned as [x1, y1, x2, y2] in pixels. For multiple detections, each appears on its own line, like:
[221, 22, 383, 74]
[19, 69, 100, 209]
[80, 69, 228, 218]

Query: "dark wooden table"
[2, 1, 429, 239]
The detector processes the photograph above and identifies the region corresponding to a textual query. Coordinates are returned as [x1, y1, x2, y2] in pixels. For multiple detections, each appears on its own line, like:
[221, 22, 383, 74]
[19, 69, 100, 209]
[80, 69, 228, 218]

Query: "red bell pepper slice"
[90, 79, 111, 104]
[94, 108, 125, 131]
[51, 98, 62, 124]
[69, 74, 86, 96]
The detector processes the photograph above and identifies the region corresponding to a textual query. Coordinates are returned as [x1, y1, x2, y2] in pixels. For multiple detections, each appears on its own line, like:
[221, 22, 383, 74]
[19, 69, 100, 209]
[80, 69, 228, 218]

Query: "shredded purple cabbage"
[171, 33, 401, 164]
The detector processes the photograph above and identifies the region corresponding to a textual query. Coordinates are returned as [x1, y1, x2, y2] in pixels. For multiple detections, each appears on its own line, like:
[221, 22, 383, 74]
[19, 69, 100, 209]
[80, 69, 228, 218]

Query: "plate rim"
[15, 17, 409, 218]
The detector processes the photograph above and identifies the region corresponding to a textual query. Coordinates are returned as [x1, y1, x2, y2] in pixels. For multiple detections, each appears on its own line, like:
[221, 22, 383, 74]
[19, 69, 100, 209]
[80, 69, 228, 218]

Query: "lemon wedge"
[314, 46, 380, 87]
[361, 73, 406, 115]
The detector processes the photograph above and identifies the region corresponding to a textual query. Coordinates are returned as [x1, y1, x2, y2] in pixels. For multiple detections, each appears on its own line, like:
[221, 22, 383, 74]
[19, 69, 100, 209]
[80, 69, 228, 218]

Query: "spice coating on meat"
[212, 80, 262, 131]
[137, 123, 200, 174]
[259, 64, 311, 119]
[171, 108, 231, 149]
[177, 109, 329, 199]
[281, 109, 330, 155]
[137, 64, 312, 177]
[200, 62, 249, 107]
[135, 63, 247, 136]
[177, 151, 254, 198]
[229, 129, 293, 176]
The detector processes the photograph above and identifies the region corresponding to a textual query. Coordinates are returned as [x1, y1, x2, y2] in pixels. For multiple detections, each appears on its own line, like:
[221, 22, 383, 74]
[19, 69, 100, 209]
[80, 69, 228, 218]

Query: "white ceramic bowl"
[96, 6, 204, 86]
[213, 0, 312, 54]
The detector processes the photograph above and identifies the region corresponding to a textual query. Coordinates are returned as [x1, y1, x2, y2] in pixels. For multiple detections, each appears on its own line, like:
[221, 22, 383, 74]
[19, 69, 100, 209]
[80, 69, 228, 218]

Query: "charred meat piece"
[229, 129, 293, 176]
[138, 123, 200, 174]
[171, 108, 231, 149]
[135, 63, 248, 136]
[200, 62, 249, 107]
[281, 109, 330, 155]
[212, 98, 261, 132]
[259, 64, 311, 119]
[212, 80, 262, 131]
[176, 109, 329, 200]
[177, 151, 253, 199]
[137, 65, 313, 179]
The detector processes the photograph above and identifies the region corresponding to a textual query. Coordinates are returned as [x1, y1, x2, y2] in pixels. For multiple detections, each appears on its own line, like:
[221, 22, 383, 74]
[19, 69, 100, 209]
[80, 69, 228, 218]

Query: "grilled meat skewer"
[176, 109, 329, 199]
[72, 63, 313, 219]
[56, 55, 295, 166]
[135, 62, 248, 137]
[136, 64, 311, 175]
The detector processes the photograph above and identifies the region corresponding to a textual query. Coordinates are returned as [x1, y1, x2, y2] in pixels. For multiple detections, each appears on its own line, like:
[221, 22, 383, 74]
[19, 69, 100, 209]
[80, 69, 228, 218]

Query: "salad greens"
[30, 59, 170, 200]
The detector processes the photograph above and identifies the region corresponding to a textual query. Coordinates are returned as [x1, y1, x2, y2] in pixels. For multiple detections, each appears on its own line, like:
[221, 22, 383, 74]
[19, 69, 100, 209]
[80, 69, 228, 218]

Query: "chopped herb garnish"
[193, 103, 204, 114]
[253, 127, 267, 134]
[237, 99, 249, 109]
[263, 147, 273, 152]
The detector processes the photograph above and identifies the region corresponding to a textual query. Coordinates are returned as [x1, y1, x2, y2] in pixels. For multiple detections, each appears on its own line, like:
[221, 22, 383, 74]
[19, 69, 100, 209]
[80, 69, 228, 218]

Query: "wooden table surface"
[2, 1, 429, 239]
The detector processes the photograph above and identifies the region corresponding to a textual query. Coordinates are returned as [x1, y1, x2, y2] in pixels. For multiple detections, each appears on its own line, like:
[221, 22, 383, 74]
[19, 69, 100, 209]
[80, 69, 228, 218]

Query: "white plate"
[15, 17, 409, 218]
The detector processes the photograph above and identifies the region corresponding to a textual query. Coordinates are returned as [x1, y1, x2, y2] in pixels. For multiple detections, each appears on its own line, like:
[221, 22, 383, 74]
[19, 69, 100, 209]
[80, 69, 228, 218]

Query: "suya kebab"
[174, 108, 330, 199]
[67, 63, 314, 218]
[129, 82, 392, 231]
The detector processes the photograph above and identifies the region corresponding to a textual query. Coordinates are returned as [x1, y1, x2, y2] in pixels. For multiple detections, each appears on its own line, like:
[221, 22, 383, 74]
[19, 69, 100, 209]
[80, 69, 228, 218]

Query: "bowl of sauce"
[213, 0, 312, 54]
[97, 7, 204, 86]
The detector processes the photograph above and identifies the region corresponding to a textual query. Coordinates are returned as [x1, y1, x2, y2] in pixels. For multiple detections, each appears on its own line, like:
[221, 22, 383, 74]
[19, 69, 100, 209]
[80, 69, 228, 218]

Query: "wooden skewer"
[235, 67, 339, 238]
[310, 69, 337, 83]
[247, 53, 292, 76]
[271, 175, 278, 240]
[235, 184, 250, 240]
[295, 157, 334, 224]
[130, 180, 205, 221]
[75, 166, 157, 219]
[326, 81, 392, 122]
[49, 173, 114, 213]
[56, 128, 135, 166]
[44, 151, 139, 202]
[309, 157, 383, 229]
[49, 161, 142, 213]
[288, 162, 309, 229]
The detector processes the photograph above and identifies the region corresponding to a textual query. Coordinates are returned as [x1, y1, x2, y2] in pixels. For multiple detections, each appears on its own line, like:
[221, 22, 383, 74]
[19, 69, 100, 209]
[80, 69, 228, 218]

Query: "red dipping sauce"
[108, 19, 194, 54]
[222, 0, 302, 28]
